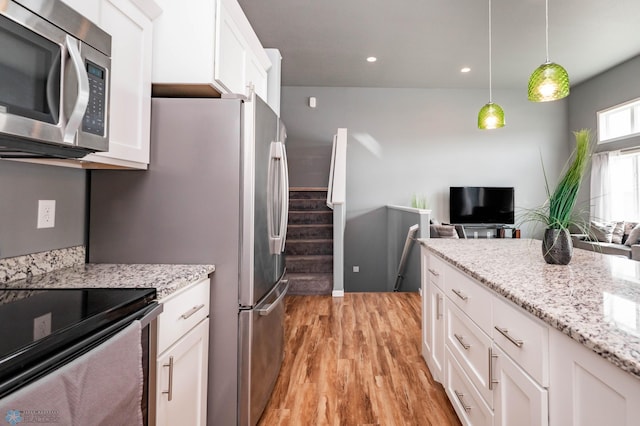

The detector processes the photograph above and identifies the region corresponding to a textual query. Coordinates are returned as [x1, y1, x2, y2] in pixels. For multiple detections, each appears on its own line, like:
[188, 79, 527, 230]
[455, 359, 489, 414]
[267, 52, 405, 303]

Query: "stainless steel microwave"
[0, 0, 111, 159]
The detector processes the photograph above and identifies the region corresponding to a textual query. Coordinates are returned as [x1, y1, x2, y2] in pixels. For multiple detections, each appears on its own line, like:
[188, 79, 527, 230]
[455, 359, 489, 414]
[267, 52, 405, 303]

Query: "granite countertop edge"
[418, 238, 640, 380]
[1, 263, 216, 300]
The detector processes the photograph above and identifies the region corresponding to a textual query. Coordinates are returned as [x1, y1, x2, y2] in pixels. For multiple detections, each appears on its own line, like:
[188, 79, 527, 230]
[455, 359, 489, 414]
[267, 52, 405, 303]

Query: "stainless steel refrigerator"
[88, 94, 290, 426]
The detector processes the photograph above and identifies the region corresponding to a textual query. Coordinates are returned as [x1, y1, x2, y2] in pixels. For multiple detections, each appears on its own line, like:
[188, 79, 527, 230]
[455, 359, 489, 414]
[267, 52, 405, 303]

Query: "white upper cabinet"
[265, 49, 282, 115]
[60, 0, 161, 169]
[152, 0, 271, 100]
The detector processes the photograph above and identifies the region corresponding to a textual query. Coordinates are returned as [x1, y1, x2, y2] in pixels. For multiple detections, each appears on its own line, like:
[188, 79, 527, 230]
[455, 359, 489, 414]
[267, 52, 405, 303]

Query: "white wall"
[282, 86, 569, 291]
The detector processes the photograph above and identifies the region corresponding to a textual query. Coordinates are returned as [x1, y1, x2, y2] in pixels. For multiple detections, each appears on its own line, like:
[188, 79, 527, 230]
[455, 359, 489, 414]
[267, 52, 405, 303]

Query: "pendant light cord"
[488, 0, 493, 102]
[545, 0, 550, 62]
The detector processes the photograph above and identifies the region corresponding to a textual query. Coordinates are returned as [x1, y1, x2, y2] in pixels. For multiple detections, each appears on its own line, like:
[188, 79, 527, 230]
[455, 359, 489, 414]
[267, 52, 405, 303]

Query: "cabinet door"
[156, 319, 209, 426]
[492, 344, 548, 426]
[429, 284, 445, 383]
[549, 328, 640, 426]
[246, 52, 268, 101]
[215, 0, 247, 95]
[83, 0, 154, 167]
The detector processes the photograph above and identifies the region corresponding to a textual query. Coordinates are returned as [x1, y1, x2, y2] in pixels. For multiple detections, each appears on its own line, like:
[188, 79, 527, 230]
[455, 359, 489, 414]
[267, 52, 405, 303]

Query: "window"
[610, 151, 640, 221]
[598, 98, 640, 143]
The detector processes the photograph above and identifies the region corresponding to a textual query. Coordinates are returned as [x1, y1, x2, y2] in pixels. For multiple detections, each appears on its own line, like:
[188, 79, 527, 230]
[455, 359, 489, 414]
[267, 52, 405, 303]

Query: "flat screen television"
[449, 186, 515, 225]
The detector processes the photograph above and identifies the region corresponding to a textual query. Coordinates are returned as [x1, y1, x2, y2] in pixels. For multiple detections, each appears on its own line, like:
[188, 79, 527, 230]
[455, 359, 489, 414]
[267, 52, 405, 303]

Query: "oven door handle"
[140, 303, 163, 328]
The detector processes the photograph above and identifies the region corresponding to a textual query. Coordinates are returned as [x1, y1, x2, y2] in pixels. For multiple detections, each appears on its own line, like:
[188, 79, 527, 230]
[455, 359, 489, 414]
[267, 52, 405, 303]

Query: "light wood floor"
[258, 292, 461, 426]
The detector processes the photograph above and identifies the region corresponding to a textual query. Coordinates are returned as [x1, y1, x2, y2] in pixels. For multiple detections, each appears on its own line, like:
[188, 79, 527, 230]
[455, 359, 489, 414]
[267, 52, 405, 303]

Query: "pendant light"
[478, 0, 505, 129]
[527, 0, 569, 102]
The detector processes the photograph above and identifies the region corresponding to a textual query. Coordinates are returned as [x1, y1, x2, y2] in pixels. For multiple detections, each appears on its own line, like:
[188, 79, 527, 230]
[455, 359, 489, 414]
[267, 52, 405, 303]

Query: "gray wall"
[0, 161, 86, 258]
[569, 55, 640, 210]
[282, 86, 569, 292]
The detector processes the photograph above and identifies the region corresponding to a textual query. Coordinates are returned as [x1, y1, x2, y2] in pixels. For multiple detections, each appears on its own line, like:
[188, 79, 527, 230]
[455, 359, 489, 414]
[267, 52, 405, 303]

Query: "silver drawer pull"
[488, 347, 499, 390]
[454, 390, 472, 412]
[162, 356, 174, 401]
[451, 289, 468, 301]
[428, 268, 440, 277]
[436, 294, 443, 319]
[181, 304, 205, 320]
[454, 333, 471, 350]
[494, 326, 524, 348]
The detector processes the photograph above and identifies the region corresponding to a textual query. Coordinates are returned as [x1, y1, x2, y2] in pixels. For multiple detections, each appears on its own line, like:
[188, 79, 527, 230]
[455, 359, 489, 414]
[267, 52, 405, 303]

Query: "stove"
[0, 288, 157, 398]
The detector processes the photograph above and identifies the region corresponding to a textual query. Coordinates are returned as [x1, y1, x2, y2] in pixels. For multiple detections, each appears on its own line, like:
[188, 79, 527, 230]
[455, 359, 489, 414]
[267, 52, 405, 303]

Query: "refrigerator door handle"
[278, 142, 290, 253]
[267, 141, 288, 254]
[257, 279, 290, 316]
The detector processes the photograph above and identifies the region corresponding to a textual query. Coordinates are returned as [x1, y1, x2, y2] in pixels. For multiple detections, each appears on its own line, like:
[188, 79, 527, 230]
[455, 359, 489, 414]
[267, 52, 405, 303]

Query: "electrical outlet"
[33, 312, 52, 340]
[37, 200, 55, 229]
[353, 266, 359, 273]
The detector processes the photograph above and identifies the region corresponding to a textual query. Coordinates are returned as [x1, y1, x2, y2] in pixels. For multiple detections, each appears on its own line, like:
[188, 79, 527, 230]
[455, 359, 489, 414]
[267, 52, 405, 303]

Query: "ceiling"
[238, 0, 640, 89]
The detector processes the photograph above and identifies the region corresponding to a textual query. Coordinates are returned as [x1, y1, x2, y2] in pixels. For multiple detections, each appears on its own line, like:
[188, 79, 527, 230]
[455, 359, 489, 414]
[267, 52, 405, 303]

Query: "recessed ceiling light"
[461, 67, 471, 73]
[366, 56, 377, 63]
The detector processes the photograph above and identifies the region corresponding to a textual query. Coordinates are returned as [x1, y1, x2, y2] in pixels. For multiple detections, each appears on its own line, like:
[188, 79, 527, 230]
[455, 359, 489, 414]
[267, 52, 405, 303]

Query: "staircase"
[285, 188, 333, 295]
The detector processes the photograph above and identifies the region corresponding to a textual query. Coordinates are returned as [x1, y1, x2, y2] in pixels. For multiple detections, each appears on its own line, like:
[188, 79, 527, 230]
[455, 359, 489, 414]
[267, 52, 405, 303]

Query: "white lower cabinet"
[154, 277, 210, 426]
[492, 344, 548, 426]
[446, 347, 494, 426]
[156, 318, 209, 426]
[422, 248, 548, 426]
[422, 247, 445, 382]
[548, 328, 640, 426]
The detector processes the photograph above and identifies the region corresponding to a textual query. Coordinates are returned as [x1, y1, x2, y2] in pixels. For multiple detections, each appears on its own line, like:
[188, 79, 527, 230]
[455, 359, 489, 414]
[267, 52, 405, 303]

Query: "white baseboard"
[332, 290, 344, 297]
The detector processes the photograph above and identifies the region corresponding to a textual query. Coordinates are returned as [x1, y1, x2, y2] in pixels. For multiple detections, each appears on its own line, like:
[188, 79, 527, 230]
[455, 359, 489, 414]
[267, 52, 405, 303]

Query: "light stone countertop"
[419, 238, 640, 380]
[0, 263, 215, 300]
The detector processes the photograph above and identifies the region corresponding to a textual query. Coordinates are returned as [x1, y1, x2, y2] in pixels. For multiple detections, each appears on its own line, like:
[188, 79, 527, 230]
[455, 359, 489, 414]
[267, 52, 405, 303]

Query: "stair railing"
[327, 128, 347, 297]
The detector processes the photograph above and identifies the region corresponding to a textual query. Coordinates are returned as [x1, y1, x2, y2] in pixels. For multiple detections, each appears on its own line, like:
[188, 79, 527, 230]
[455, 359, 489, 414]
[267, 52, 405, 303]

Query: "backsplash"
[0, 246, 85, 284]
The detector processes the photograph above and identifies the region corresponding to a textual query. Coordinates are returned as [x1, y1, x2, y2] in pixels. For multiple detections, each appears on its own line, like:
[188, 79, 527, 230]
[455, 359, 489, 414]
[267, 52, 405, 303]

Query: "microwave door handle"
[46, 53, 61, 123]
[63, 35, 89, 144]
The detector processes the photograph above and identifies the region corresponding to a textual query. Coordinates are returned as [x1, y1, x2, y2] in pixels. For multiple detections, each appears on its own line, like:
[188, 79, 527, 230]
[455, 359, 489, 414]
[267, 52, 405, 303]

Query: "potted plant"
[522, 129, 593, 264]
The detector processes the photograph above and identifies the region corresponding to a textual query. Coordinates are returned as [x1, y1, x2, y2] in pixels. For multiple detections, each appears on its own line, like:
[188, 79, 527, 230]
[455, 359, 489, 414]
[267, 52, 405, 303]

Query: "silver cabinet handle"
[428, 268, 440, 276]
[451, 289, 468, 301]
[454, 333, 471, 350]
[454, 390, 472, 412]
[180, 304, 205, 320]
[436, 294, 443, 319]
[488, 347, 499, 390]
[162, 356, 174, 401]
[494, 326, 524, 348]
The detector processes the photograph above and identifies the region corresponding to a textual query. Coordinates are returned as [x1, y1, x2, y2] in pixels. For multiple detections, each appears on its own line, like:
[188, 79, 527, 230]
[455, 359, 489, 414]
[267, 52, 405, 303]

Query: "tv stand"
[455, 224, 519, 239]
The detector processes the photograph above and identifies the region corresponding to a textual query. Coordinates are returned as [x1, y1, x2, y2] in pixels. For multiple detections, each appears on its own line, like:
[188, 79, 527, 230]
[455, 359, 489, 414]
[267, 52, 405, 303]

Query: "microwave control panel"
[82, 61, 106, 137]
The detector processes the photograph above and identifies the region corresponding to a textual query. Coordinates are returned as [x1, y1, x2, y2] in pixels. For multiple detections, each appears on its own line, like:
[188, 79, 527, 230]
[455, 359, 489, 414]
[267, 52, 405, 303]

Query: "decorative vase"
[542, 228, 573, 265]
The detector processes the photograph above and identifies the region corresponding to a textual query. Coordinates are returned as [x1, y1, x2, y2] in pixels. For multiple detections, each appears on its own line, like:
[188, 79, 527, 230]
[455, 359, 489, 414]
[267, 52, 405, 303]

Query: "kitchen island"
[419, 238, 640, 426]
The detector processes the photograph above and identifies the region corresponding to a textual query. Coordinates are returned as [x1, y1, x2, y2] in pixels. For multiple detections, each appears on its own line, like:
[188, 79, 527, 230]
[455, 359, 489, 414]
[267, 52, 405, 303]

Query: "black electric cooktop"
[0, 288, 156, 397]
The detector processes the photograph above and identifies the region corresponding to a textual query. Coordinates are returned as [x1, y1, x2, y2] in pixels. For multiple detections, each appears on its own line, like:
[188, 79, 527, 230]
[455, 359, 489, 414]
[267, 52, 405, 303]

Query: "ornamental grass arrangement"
[521, 128, 593, 264]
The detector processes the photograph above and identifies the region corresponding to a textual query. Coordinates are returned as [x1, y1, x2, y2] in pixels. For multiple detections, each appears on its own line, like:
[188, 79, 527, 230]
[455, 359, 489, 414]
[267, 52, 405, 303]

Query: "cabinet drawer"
[158, 277, 210, 354]
[493, 296, 549, 386]
[446, 266, 493, 334]
[427, 253, 446, 290]
[445, 347, 494, 426]
[446, 301, 494, 407]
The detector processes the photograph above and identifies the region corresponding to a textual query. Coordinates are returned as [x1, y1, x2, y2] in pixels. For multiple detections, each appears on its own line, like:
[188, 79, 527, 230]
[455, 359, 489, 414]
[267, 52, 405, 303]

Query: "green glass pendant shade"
[528, 61, 570, 102]
[478, 102, 505, 129]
